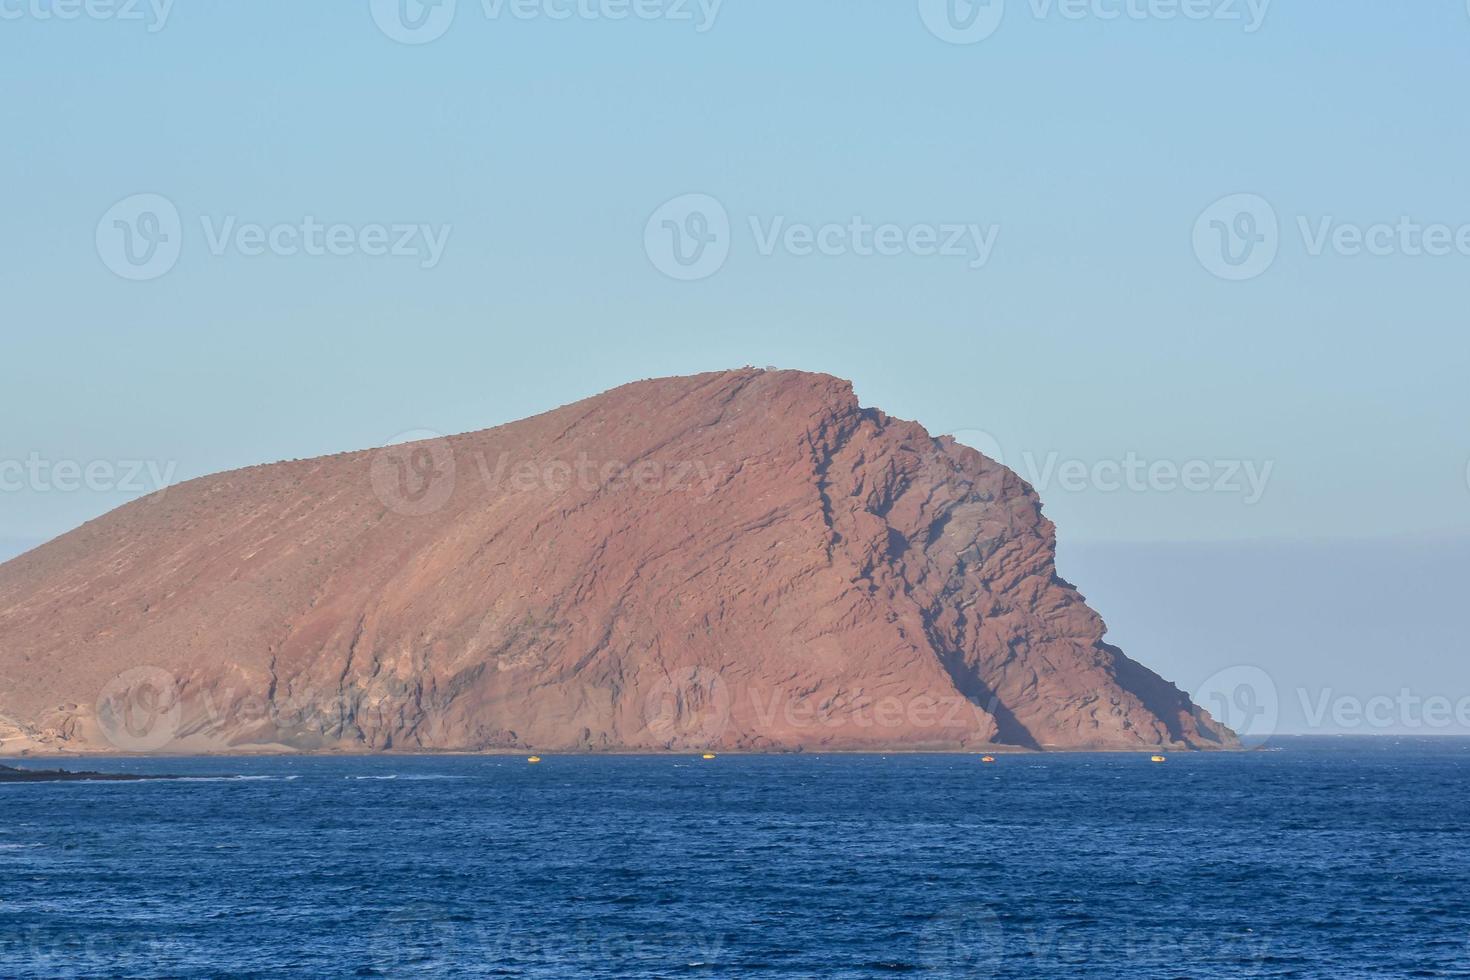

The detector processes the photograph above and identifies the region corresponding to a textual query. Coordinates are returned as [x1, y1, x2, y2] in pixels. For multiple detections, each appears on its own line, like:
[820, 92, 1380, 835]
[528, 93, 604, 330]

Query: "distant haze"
[1058, 537, 1470, 737]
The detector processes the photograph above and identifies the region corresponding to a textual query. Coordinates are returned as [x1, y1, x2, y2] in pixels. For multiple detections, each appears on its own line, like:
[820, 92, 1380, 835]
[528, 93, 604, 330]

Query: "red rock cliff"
[0, 369, 1234, 753]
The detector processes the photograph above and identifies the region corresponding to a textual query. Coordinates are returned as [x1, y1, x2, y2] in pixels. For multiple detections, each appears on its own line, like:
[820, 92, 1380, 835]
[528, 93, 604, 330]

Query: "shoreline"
[11, 734, 1460, 762]
[4, 744, 1263, 761]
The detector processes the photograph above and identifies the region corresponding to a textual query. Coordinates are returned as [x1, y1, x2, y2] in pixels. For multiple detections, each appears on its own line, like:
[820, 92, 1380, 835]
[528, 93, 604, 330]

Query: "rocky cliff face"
[0, 369, 1234, 754]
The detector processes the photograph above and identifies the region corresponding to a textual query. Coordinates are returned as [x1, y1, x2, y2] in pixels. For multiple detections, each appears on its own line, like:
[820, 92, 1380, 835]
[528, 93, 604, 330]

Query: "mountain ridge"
[0, 368, 1234, 754]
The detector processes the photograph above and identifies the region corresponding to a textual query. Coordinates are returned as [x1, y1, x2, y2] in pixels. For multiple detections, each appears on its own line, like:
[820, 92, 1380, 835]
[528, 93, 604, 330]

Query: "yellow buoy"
[527, 756, 542, 764]
[702, 753, 717, 760]
[981, 756, 996, 764]
[1151, 755, 1167, 763]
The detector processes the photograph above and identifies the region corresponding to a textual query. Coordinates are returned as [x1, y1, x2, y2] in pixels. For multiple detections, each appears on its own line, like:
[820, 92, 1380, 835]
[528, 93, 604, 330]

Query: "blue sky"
[2, 1, 1467, 729]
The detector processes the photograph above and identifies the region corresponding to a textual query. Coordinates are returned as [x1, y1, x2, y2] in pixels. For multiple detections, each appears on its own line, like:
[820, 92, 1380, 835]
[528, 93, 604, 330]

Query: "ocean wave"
[169, 774, 301, 783]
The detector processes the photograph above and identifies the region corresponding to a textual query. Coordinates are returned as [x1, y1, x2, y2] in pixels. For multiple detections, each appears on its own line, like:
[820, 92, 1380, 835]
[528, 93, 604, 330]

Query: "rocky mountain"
[0, 369, 1234, 754]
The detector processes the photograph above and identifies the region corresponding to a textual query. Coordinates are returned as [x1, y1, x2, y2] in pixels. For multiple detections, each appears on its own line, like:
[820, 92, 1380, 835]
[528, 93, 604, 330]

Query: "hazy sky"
[2, 1, 1466, 731]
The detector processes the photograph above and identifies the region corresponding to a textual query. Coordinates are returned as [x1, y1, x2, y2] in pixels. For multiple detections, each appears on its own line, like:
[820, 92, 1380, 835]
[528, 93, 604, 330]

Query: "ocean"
[2, 738, 1468, 978]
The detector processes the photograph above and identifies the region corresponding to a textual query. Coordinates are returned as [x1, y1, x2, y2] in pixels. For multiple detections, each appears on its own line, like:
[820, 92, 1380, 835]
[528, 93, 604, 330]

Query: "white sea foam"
[170, 774, 298, 783]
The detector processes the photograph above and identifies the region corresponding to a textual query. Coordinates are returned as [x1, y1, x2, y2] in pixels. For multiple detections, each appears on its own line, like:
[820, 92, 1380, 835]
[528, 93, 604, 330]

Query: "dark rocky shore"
[0, 764, 180, 783]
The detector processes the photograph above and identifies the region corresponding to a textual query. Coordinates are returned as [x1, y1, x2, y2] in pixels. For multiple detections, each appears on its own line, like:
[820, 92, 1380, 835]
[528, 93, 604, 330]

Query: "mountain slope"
[0, 369, 1234, 753]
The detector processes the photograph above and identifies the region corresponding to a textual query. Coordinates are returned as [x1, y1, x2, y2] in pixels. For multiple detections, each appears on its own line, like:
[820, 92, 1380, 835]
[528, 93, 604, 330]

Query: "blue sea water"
[2, 738, 1468, 978]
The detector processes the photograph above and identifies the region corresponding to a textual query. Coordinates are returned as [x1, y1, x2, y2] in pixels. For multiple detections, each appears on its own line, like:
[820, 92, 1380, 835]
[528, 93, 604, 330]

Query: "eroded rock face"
[0, 369, 1235, 753]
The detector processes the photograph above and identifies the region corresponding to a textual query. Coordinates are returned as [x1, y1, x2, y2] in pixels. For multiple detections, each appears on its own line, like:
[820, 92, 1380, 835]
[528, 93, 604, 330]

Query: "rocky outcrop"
[0, 764, 180, 782]
[0, 369, 1234, 753]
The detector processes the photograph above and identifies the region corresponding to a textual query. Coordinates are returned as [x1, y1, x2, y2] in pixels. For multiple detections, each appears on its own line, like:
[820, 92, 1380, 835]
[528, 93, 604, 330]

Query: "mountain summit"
[0, 369, 1233, 753]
